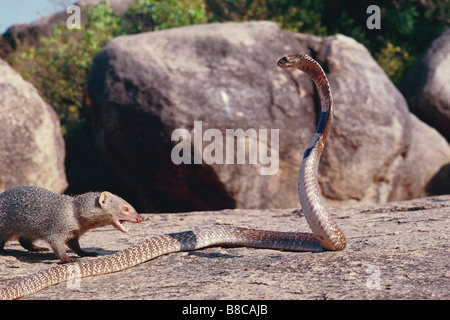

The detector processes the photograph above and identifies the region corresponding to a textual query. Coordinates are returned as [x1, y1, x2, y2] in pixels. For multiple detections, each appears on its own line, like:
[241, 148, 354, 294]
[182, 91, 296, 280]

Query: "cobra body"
[0, 54, 345, 300]
[278, 54, 346, 251]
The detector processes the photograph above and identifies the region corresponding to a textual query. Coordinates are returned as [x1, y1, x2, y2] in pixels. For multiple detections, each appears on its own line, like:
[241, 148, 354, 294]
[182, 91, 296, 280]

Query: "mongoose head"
[99, 192, 143, 233]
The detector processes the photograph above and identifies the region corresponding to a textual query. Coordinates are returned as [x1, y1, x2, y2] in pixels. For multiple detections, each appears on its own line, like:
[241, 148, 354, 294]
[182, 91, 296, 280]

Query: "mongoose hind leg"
[67, 237, 98, 257]
[18, 237, 49, 252]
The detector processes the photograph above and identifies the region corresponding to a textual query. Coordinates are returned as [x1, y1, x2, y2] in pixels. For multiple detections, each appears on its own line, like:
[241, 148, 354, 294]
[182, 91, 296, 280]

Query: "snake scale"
[0, 54, 346, 300]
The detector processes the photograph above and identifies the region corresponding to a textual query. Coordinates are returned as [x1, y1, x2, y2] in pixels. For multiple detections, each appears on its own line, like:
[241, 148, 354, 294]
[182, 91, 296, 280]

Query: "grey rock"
[0, 59, 67, 193]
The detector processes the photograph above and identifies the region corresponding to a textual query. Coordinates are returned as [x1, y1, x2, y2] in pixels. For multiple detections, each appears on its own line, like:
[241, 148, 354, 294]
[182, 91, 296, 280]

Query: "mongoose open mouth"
[112, 219, 130, 233]
[112, 214, 143, 233]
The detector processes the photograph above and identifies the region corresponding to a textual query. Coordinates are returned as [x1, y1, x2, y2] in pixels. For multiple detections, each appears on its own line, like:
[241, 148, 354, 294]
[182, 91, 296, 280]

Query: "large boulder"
[0, 59, 67, 193]
[88, 21, 450, 212]
[399, 29, 450, 142]
[299, 33, 450, 203]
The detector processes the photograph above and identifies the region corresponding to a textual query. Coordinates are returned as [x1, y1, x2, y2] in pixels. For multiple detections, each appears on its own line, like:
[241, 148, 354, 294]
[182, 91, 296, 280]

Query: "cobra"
[0, 54, 346, 300]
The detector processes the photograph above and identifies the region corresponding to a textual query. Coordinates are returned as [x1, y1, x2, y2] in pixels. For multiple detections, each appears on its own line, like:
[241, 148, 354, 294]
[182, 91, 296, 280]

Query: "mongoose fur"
[0, 186, 142, 263]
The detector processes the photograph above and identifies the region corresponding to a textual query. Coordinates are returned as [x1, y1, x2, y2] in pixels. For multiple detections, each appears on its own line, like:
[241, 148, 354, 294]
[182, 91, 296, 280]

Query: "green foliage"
[6, 0, 210, 197]
[206, 0, 327, 35]
[8, 0, 209, 134]
[123, 0, 208, 33]
[8, 1, 124, 134]
[375, 42, 413, 85]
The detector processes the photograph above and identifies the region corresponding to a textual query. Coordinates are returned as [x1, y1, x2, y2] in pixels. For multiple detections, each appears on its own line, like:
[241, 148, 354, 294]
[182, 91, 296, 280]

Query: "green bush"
[6, 0, 210, 197]
[124, 0, 208, 33]
[375, 42, 413, 85]
[8, 1, 123, 134]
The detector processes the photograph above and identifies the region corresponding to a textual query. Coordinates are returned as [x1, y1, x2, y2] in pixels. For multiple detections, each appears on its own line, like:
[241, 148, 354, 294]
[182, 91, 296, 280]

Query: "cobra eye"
[122, 206, 129, 212]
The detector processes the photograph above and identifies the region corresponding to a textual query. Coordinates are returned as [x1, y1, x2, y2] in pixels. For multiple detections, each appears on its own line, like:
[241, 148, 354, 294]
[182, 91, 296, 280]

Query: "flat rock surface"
[0, 195, 448, 300]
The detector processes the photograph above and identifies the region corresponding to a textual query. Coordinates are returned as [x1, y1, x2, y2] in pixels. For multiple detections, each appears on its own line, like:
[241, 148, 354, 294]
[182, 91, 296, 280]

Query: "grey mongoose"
[0, 185, 143, 263]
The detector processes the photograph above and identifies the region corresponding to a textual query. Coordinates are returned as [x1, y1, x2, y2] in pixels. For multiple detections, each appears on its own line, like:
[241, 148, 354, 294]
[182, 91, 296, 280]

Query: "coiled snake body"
[0, 54, 345, 300]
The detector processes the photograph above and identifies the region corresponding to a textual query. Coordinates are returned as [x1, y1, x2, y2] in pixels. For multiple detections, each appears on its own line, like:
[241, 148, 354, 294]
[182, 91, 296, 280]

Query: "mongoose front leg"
[48, 241, 75, 263]
[67, 237, 98, 257]
[18, 237, 49, 252]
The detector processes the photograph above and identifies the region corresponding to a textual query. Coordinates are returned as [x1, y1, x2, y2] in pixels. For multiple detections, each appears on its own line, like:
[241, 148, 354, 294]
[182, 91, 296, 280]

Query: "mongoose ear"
[99, 191, 112, 207]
